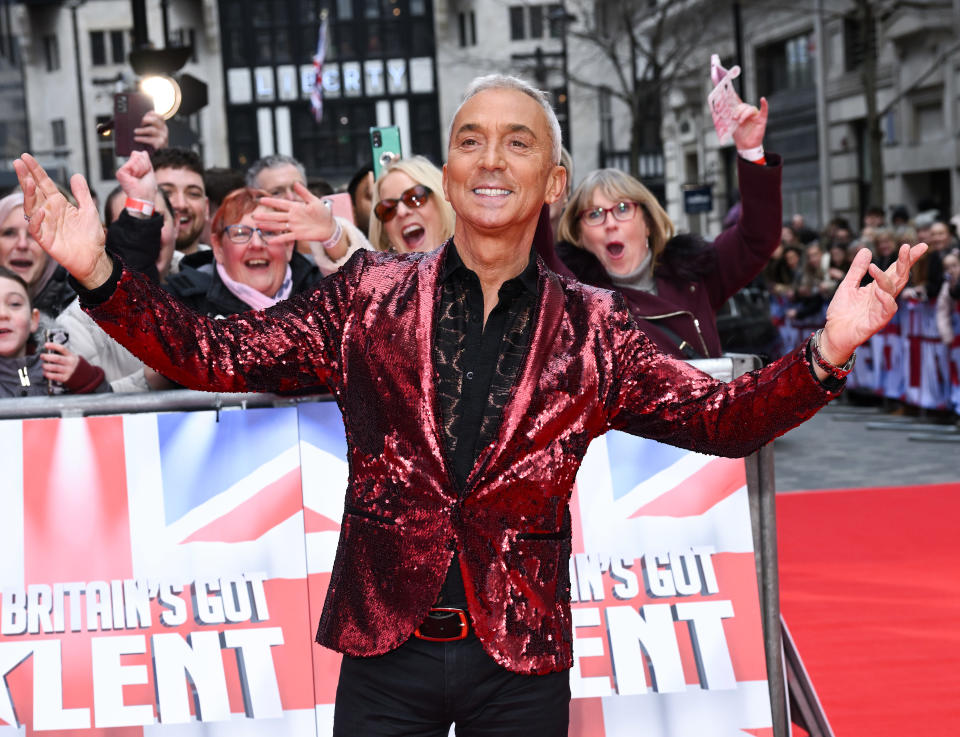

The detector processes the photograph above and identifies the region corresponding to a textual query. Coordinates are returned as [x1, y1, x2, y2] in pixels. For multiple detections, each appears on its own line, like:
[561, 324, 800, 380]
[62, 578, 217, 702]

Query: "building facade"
[656, 0, 960, 234]
[218, 0, 443, 186]
[4, 0, 227, 202]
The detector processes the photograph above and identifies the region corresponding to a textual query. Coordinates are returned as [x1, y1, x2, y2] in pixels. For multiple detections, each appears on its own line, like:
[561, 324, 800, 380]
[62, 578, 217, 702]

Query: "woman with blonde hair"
[368, 156, 455, 253]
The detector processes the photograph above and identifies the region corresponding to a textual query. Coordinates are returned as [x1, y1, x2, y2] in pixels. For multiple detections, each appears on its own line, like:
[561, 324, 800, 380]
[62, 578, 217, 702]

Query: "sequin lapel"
[415, 247, 457, 499]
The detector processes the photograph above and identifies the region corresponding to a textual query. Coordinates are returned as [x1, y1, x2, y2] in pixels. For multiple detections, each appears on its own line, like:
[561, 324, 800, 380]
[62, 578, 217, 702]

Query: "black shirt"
[433, 243, 540, 605]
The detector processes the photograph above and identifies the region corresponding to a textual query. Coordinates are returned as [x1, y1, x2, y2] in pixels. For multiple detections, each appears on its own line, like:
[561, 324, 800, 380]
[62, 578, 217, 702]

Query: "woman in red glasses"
[368, 156, 456, 254]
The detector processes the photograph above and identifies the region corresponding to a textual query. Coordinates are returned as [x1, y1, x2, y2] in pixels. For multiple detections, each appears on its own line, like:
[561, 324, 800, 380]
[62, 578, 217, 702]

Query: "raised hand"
[13, 153, 113, 289]
[256, 182, 347, 260]
[134, 111, 169, 150]
[115, 149, 158, 204]
[819, 243, 928, 366]
[256, 182, 339, 244]
[731, 97, 768, 151]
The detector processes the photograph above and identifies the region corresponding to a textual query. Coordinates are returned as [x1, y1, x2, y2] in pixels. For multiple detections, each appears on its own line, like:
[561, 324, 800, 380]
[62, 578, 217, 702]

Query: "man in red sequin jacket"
[16, 76, 925, 736]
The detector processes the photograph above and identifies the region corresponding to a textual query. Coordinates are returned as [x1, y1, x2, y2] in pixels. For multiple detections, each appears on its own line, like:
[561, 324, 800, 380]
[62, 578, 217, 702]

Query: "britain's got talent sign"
[0, 402, 772, 736]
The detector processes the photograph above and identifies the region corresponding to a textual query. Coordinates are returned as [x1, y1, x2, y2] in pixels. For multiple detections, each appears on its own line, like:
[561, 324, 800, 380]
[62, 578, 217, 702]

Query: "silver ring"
[23, 214, 30, 222]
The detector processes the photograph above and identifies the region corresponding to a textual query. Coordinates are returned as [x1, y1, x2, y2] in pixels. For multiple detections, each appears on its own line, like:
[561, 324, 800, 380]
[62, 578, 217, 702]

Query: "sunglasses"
[374, 185, 432, 222]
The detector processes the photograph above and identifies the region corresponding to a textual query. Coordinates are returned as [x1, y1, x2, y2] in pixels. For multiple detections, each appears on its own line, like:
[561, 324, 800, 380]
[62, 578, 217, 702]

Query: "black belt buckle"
[414, 607, 469, 642]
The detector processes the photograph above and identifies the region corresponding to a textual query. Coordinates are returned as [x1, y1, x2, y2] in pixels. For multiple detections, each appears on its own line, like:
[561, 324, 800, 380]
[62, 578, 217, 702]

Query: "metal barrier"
[0, 388, 333, 420]
[776, 297, 960, 415]
[1, 354, 813, 736]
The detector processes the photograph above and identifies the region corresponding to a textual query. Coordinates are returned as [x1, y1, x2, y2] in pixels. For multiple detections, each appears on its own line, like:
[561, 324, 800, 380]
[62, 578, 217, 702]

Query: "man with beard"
[151, 147, 210, 258]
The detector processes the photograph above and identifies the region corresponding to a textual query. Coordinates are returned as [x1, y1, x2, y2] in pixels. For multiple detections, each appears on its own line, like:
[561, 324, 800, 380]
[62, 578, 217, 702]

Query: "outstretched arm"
[606, 243, 927, 456]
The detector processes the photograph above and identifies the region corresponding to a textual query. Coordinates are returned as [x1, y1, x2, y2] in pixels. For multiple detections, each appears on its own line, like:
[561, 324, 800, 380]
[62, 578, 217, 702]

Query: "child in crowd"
[0, 267, 109, 397]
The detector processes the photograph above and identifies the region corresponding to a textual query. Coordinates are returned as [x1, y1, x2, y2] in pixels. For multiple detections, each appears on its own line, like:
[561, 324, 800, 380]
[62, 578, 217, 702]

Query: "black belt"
[414, 607, 469, 642]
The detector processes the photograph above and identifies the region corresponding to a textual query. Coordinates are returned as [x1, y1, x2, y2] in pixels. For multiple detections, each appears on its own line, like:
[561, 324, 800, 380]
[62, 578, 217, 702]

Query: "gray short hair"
[449, 74, 562, 165]
[245, 154, 307, 188]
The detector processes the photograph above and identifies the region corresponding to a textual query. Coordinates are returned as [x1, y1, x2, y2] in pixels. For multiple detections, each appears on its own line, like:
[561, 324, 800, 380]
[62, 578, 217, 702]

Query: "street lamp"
[140, 75, 181, 118]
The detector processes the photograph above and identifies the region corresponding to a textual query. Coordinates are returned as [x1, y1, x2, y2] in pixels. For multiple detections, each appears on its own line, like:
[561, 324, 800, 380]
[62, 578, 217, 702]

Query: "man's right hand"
[14, 153, 113, 290]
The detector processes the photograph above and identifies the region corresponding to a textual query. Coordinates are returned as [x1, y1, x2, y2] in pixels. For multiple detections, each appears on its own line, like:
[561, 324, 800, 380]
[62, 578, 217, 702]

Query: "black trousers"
[332, 632, 570, 737]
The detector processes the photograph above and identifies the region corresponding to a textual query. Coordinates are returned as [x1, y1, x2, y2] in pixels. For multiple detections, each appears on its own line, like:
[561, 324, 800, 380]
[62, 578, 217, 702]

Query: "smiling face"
[0, 205, 49, 287]
[378, 170, 445, 253]
[578, 190, 650, 277]
[0, 274, 38, 358]
[212, 208, 294, 297]
[443, 87, 564, 240]
[157, 166, 208, 251]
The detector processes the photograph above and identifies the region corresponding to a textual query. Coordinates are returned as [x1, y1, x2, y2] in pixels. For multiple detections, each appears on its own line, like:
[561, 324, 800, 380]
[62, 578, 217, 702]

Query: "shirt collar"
[441, 240, 541, 296]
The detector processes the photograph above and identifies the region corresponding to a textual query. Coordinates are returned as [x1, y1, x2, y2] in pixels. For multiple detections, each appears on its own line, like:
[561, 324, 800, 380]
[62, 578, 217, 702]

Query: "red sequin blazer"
[87, 244, 838, 675]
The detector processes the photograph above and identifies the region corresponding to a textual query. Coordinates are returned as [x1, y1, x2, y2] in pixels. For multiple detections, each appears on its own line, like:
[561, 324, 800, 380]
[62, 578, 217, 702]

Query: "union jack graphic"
[0, 402, 771, 736]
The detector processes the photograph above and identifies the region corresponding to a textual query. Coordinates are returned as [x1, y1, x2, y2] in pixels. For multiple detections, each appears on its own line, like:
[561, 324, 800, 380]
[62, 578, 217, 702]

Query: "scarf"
[215, 262, 293, 311]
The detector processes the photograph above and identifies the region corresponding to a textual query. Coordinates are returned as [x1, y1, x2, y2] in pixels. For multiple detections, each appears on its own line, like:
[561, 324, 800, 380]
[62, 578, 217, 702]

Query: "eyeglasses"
[578, 201, 639, 227]
[374, 185, 432, 223]
[222, 224, 283, 244]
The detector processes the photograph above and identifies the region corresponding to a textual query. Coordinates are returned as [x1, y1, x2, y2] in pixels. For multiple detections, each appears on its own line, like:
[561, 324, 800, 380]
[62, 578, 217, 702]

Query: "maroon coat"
[541, 155, 782, 358]
[86, 242, 837, 674]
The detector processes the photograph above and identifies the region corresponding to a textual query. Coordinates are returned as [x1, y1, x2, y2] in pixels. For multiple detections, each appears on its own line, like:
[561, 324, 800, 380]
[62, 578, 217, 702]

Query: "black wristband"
[69, 256, 123, 308]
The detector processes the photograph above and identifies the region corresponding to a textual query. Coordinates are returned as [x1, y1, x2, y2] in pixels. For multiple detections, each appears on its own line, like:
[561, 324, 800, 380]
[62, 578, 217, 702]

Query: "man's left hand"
[819, 243, 928, 368]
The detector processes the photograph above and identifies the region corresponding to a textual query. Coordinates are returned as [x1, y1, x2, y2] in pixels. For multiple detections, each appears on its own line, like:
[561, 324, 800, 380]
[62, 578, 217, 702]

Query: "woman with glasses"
[368, 156, 455, 254]
[163, 187, 323, 319]
[551, 97, 781, 359]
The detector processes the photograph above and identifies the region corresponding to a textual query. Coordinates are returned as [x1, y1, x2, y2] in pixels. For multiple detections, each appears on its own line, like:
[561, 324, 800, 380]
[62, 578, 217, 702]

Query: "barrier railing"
[774, 296, 960, 415]
[0, 355, 814, 736]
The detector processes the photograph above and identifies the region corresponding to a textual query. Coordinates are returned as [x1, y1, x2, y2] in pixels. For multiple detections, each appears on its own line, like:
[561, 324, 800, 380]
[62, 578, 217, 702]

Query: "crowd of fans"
[2, 107, 958, 421]
[763, 208, 960, 347]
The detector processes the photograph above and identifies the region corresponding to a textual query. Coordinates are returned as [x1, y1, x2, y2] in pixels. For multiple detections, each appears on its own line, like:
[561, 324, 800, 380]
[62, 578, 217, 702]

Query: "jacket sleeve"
[106, 210, 164, 284]
[63, 355, 111, 394]
[601, 292, 837, 458]
[82, 250, 368, 395]
[703, 154, 783, 309]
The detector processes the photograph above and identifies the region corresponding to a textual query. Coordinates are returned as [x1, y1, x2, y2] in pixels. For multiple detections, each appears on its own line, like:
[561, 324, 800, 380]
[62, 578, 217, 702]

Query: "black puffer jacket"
[163, 251, 323, 318]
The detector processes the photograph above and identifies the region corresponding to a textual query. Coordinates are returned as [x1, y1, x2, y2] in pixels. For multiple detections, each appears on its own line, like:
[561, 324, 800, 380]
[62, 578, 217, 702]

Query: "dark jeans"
[332, 632, 570, 736]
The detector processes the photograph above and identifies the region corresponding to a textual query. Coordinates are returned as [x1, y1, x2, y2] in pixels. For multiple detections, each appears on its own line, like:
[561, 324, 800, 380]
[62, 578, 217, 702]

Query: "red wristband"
[124, 197, 155, 217]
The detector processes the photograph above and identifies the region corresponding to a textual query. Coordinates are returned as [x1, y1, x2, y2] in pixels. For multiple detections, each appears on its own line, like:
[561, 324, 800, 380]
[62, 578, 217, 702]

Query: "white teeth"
[246, 259, 269, 266]
[474, 188, 510, 196]
[402, 224, 423, 236]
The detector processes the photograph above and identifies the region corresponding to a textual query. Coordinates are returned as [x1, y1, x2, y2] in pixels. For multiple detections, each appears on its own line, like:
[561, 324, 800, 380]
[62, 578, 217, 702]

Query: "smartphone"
[114, 91, 156, 157]
[370, 126, 402, 179]
[44, 328, 69, 395]
[321, 192, 356, 224]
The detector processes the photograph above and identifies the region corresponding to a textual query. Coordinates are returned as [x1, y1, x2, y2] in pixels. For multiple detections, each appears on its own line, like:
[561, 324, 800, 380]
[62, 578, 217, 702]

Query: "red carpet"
[777, 483, 960, 736]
